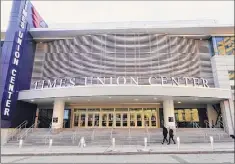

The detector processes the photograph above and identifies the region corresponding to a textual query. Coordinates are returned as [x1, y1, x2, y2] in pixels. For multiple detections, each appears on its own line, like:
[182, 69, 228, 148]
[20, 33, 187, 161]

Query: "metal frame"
[71, 107, 160, 129]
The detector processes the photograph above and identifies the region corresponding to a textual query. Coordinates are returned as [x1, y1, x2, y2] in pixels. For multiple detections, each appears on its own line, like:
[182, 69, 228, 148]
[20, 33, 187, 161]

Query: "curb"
[1, 150, 234, 156]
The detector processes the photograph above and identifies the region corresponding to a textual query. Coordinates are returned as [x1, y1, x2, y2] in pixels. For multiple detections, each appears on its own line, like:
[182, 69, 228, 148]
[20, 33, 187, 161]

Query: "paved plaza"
[1, 153, 234, 163]
[1, 142, 234, 163]
[1, 142, 234, 155]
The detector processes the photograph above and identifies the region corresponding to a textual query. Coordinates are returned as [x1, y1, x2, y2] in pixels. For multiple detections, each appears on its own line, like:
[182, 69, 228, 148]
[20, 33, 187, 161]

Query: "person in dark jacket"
[168, 128, 176, 145]
[161, 126, 168, 144]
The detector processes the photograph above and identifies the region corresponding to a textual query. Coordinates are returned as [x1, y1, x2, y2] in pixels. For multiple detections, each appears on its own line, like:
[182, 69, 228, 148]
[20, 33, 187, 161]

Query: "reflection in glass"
[102, 114, 107, 127]
[130, 113, 135, 126]
[88, 114, 93, 126]
[123, 113, 127, 127]
[94, 114, 99, 126]
[80, 114, 86, 127]
[74, 112, 79, 127]
[116, 113, 121, 126]
[137, 113, 142, 126]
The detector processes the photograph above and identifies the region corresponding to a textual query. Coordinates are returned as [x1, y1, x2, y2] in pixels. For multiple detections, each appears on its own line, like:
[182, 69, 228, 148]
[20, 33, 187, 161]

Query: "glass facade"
[212, 36, 234, 56]
[72, 108, 159, 128]
[228, 71, 234, 80]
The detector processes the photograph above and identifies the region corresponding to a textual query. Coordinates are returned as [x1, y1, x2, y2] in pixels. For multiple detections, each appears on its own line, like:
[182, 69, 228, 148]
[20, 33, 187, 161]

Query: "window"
[228, 71, 234, 80]
[213, 36, 234, 56]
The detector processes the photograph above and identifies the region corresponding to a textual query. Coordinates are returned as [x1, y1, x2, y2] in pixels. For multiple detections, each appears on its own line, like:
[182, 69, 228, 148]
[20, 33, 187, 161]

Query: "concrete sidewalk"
[1, 142, 234, 156]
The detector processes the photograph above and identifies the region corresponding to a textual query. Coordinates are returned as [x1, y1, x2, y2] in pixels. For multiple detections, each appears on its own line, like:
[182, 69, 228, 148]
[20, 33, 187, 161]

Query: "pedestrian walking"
[168, 128, 176, 145]
[161, 126, 168, 144]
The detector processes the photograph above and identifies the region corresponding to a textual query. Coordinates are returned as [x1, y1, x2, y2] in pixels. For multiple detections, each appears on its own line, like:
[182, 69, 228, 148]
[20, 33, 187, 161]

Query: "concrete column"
[71, 109, 74, 128]
[206, 104, 218, 127]
[228, 99, 234, 129]
[99, 112, 102, 127]
[220, 100, 234, 135]
[163, 100, 175, 128]
[85, 112, 88, 127]
[113, 112, 116, 128]
[34, 108, 40, 128]
[52, 99, 65, 129]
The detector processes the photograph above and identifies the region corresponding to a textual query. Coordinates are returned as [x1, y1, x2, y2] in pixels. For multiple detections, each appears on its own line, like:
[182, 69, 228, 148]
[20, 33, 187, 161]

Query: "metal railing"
[8, 120, 28, 141]
[145, 125, 150, 140]
[215, 121, 225, 131]
[91, 128, 96, 141]
[17, 121, 40, 141]
[192, 122, 200, 128]
[204, 120, 212, 129]
[128, 127, 131, 138]
[44, 122, 53, 145]
[72, 127, 79, 143]
[110, 125, 114, 139]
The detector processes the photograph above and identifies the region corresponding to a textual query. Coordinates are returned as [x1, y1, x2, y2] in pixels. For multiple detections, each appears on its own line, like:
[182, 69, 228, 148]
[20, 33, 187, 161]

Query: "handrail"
[145, 125, 150, 140]
[16, 120, 28, 129]
[110, 125, 114, 139]
[128, 127, 131, 138]
[91, 128, 96, 140]
[17, 121, 40, 141]
[192, 122, 200, 128]
[72, 127, 79, 143]
[175, 122, 178, 128]
[8, 120, 28, 141]
[215, 121, 225, 131]
[44, 122, 53, 145]
[204, 120, 211, 129]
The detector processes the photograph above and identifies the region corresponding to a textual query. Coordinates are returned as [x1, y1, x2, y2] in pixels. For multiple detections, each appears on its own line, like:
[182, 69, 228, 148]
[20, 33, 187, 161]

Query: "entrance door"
[116, 113, 121, 127]
[115, 112, 128, 127]
[143, 108, 158, 127]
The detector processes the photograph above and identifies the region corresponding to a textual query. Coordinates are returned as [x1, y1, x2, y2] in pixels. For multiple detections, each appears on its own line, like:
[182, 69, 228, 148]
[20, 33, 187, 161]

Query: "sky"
[1, 1, 234, 31]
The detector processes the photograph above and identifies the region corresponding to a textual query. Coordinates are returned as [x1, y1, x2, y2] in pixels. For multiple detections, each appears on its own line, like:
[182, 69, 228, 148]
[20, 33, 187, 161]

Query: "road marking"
[170, 155, 189, 163]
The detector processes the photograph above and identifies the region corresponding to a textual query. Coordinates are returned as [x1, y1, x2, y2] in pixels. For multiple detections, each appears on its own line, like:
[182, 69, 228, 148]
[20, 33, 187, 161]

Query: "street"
[1, 153, 234, 163]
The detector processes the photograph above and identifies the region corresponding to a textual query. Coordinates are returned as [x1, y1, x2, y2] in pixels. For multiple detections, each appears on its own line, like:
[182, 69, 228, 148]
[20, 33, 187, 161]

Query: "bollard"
[79, 137, 86, 151]
[49, 139, 53, 148]
[19, 139, 23, 148]
[112, 138, 115, 149]
[144, 137, 147, 149]
[177, 137, 180, 150]
[209, 136, 214, 150]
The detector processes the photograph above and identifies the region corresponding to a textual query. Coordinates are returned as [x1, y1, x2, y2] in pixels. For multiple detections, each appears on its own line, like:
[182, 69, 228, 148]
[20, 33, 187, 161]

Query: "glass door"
[130, 113, 136, 127]
[122, 113, 128, 127]
[80, 113, 86, 127]
[88, 113, 93, 127]
[73, 110, 79, 127]
[144, 108, 158, 127]
[108, 113, 113, 127]
[94, 113, 99, 127]
[116, 113, 121, 127]
[137, 113, 142, 127]
[102, 113, 107, 127]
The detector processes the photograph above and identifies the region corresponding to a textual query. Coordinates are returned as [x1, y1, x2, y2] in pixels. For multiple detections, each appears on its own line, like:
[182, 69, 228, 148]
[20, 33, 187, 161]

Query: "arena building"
[1, 0, 234, 136]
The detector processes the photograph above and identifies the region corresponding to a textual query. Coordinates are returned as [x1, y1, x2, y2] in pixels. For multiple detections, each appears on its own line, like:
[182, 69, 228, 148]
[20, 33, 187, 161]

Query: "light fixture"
[200, 38, 202, 40]
[108, 97, 112, 99]
[154, 97, 158, 100]
[177, 101, 181, 104]
[67, 98, 70, 100]
[134, 99, 139, 101]
[87, 99, 90, 102]
[194, 98, 198, 100]
[30, 100, 34, 102]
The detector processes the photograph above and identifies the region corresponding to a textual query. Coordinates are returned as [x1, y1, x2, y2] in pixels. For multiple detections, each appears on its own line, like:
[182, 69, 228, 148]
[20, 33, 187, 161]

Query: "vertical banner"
[1, 0, 47, 124]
